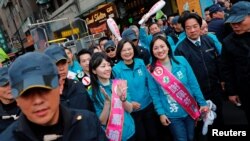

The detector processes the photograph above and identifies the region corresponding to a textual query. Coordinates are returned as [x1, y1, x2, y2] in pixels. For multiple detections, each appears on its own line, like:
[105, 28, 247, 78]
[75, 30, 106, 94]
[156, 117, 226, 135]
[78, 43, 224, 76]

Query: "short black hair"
[149, 35, 179, 73]
[179, 10, 191, 24]
[77, 49, 92, 63]
[99, 37, 109, 45]
[116, 39, 139, 61]
[148, 22, 158, 29]
[88, 44, 99, 54]
[181, 13, 202, 30]
[204, 6, 211, 12]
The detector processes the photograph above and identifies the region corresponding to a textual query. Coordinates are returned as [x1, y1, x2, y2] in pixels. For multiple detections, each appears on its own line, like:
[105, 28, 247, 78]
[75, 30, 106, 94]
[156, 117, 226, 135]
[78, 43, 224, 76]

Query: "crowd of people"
[0, 0, 249, 141]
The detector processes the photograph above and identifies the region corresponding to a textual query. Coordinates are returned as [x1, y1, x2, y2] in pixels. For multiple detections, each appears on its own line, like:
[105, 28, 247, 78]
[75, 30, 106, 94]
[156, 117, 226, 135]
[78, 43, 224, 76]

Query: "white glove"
[202, 100, 217, 135]
[207, 100, 217, 111]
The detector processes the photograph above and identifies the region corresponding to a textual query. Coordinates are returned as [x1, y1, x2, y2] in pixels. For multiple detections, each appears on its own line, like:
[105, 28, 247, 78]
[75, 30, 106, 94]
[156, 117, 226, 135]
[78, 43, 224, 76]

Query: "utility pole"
[8, 4, 25, 54]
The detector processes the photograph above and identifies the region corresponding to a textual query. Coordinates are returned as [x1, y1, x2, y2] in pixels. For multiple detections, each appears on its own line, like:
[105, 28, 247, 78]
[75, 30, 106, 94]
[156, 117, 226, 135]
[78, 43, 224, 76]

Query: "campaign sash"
[106, 79, 126, 141]
[151, 61, 200, 120]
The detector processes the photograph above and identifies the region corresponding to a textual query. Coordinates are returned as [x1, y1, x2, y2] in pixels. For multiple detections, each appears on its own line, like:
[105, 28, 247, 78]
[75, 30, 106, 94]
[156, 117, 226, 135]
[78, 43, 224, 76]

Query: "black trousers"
[131, 103, 160, 141]
[195, 91, 224, 141]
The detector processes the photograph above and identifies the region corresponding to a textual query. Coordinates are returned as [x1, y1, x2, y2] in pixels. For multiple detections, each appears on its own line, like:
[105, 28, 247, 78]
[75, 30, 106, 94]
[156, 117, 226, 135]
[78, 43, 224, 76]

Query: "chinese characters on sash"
[106, 80, 126, 141]
[151, 61, 200, 120]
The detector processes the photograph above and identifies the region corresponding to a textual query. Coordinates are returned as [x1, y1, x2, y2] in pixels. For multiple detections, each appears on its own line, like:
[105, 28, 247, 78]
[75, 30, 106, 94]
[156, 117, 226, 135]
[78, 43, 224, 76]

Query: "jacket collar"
[170, 59, 181, 74]
[120, 58, 142, 70]
[155, 59, 180, 74]
[14, 105, 82, 140]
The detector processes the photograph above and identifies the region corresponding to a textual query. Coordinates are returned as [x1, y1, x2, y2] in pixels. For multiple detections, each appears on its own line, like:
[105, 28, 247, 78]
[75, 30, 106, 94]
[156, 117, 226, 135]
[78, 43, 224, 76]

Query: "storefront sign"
[61, 28, 80, 37]
[84, 3, 118, 34]
[85, 3, 117, 26]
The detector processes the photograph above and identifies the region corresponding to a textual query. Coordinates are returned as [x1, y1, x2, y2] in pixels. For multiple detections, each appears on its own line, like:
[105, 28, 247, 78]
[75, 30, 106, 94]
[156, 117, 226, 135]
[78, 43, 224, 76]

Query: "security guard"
[0, 52, 107, 140]
[0, 67, 20, 133]
[44, 44, 95, 112]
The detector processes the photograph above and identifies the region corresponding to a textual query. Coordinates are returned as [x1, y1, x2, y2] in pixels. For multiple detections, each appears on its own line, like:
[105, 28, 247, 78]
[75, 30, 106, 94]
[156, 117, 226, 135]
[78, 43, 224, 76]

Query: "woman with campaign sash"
[113, 39, 161, 141]
[88, 52, 135, 141]
[149, 35, 209, 141]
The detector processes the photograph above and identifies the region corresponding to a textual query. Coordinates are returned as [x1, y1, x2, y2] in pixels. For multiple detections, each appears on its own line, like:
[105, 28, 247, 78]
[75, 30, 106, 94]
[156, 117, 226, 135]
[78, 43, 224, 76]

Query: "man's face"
[65, 49, 73, 64]
[212, 11, 225, 19]
[79, 53, 91, 73]
[149, 24, 161, 35]
[185, 18, 201, 40]
[205, 11, 211, 22]
[231, 16, 250, 35]
[157, 19, 164, 27]
[168, 16, 174, 27]
[16, 87, 60, 126]
[200, 20, 208, 35]
[56, 60, 68, 80]
[0, 83, 13, 101]
[173, 23, 183, 32]
[105, 47, 116, 58]
[99, 40, 108, 51]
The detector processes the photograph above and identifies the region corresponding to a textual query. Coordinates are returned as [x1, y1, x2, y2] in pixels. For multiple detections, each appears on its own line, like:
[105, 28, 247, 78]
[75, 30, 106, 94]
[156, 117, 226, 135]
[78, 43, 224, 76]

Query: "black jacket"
[61, 78, 95, 112]
[221, 32, 250, 97]
[137, 46, 150, 66]
[0, 105, 108, 141]
[175, 35, 221, 99]
[0, 101, 20, 134]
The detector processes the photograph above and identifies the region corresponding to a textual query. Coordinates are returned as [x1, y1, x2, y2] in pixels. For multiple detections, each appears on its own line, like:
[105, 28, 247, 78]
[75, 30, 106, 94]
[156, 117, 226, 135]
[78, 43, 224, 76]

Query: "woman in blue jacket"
[113, 39, 161, 141]
[88, 52, 135, 141]
[149, 35, 209, 141]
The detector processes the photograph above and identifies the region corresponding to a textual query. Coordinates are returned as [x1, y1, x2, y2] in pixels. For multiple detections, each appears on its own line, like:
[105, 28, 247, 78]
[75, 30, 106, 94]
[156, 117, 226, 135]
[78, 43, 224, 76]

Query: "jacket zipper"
[200, 49, 211, 91]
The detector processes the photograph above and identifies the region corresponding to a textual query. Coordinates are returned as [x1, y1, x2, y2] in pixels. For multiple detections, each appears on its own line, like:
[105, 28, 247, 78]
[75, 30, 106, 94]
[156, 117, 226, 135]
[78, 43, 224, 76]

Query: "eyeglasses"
[105, 48, 115, 53]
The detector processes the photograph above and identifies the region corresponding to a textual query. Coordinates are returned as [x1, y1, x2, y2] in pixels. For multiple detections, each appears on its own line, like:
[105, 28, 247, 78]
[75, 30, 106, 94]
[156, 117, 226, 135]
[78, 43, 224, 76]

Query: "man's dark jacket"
[61, 78, 95, 112]
[0, 102, 20, 134]
[0, 105, 107, 141]
[175, 35, 221, 99]
[221, 32, 250, 98]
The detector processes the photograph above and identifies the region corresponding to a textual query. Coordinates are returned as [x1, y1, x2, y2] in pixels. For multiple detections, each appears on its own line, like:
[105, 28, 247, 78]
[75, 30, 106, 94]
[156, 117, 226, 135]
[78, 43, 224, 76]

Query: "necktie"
[195, 41, 201, 47]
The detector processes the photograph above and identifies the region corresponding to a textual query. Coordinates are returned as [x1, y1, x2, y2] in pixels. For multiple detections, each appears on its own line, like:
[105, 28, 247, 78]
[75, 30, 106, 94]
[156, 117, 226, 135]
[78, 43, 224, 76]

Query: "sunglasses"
[105, 48, 115, 53]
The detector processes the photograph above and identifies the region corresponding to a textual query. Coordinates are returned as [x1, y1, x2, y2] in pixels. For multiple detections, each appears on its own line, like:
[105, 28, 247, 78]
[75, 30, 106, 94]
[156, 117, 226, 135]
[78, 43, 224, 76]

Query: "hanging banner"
[176, 0, 202, 16]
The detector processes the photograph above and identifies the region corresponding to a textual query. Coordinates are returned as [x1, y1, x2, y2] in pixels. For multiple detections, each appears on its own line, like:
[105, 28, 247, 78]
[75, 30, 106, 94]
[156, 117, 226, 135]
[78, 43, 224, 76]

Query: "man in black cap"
[0, 52, 107, 141]
[221, 1, 250, 124]
[208, 4, 226, 42]
[0, 67, 20, 134]
[44, 44, 94, 112]
[104, 40, 118, 66]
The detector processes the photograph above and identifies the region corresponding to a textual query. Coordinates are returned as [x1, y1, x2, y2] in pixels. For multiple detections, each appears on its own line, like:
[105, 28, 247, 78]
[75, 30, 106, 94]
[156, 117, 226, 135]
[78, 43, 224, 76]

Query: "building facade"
[0, 0, 206, 54]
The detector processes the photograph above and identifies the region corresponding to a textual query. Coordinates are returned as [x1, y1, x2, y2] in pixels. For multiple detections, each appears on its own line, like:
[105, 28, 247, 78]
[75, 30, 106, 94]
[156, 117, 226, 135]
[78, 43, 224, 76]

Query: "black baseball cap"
[225, 1, 250, 23]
